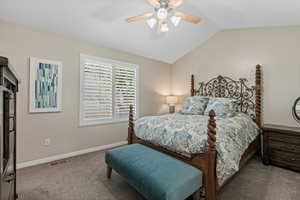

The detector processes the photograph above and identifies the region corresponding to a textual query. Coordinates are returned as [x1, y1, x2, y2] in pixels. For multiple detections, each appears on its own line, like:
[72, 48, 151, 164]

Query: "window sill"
[79, 119, 129, 128]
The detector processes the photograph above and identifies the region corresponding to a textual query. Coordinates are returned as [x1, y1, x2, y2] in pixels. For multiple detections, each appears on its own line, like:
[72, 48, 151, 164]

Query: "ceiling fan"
[126, 0, 202, 33]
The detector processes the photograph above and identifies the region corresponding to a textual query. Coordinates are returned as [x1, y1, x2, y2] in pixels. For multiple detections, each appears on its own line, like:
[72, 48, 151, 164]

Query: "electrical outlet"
[42, 138, 51, 146]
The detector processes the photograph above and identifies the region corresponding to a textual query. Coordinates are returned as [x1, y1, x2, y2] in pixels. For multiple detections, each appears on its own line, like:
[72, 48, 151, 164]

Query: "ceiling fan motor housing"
[157, 0, 169, 9]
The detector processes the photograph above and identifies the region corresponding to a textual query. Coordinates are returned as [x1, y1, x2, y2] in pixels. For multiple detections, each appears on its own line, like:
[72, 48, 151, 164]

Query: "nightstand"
[263, 124, 300, 171]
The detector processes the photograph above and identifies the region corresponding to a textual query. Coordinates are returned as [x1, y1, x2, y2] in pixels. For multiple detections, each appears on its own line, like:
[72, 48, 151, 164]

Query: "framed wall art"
[29, 57, 62, 113]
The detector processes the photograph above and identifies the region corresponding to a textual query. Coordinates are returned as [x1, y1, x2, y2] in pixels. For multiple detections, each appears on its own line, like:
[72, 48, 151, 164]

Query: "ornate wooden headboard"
[191, 65, 262, 127]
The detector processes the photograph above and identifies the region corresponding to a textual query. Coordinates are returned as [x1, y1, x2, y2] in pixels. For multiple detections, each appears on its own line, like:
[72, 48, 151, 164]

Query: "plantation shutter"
[80, 54, 138, 126]
[114, 65, 137, 119]
[82, 62, 113, 122]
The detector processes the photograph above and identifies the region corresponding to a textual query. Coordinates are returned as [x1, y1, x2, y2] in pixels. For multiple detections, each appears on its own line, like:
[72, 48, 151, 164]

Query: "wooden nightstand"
[263, 124, 300, 171]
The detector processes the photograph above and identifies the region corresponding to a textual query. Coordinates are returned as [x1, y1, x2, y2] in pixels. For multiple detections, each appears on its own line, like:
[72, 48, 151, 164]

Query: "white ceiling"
[0, 0, 300, 64]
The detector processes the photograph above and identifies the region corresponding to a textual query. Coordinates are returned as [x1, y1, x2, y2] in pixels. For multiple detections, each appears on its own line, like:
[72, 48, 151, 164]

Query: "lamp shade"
[161, 22, 169, 33]
[166, 96, 178, 105]
[171, 15, 181, 27]
[146, 18, 157, 29]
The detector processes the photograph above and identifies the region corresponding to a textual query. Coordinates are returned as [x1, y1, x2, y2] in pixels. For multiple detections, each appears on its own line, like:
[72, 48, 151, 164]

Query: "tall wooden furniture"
[128, 65, 262, 200]
[263, 124, 300, 171]
[0, 56, 19, 200]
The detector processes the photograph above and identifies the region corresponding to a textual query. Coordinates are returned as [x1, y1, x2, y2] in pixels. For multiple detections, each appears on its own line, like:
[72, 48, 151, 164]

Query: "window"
[80, 54, 138, 126]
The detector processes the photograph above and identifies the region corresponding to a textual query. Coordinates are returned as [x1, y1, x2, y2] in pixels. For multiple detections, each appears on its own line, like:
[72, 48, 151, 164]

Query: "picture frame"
[29, 57, 63, 113]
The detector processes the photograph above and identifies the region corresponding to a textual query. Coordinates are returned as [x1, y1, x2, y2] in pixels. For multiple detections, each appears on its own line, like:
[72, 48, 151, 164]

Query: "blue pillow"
[180, 96, 209, 115]
[204, 97, 238, 118]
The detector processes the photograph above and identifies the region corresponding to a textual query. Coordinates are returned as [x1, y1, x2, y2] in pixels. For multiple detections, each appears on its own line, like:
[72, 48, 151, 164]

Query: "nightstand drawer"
[269, 140, 300, 154]
[270, 149, 300, 171]
[263, 124, 300, 171]
[268, 131, 300, 145]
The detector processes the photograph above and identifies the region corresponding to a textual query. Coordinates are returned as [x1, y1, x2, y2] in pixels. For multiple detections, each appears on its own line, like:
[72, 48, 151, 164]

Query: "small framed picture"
[29, 57, 62, 113]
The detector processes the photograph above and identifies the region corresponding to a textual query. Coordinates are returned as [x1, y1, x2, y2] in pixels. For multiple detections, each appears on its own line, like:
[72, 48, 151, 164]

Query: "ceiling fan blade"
[146, 0, 160, 7]
[174, 12, 202, 24]
[126, 13, 154, 23]
[170, 0, 184, 8]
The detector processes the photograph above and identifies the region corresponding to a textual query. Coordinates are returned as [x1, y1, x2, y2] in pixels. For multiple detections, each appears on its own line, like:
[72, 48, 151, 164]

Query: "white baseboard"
[17, 141, 127, 169]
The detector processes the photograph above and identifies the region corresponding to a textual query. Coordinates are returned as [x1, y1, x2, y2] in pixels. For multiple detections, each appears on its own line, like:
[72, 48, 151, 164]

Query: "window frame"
[79, 54, 139, 127]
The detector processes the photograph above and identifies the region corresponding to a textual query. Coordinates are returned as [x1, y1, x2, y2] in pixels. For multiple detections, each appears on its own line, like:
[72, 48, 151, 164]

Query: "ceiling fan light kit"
[161, 22, 169, 32]
[157, 8, 168, 20]
[147, 18, 157, 28]
[170, 15, 181, 27]
[126, 0, 201, 33]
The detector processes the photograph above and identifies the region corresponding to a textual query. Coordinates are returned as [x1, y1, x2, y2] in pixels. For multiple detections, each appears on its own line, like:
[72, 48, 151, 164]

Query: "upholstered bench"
[105, 144, 202, 200]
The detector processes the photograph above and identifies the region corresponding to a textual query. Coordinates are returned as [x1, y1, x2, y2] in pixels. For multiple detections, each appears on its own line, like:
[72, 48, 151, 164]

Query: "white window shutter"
[82, 62, 113, 122]
[114, 65, 137, 120]
[80, 54, 138, 126]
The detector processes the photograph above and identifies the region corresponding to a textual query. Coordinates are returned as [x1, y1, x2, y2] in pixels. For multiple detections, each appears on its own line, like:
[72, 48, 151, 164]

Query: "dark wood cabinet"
[263, 124, 300, 172]
[0, 57, 19, 200]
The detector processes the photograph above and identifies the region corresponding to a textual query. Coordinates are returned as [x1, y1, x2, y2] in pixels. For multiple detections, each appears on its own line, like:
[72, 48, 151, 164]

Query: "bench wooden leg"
[192, 189, 201, 200]
[107, 165, 112, 179]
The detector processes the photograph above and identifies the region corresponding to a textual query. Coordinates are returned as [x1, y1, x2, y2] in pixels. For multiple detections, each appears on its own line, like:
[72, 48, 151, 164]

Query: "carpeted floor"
[17, 149, 300, 200]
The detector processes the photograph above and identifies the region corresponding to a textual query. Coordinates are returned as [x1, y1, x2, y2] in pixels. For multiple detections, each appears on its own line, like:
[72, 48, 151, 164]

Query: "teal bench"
[105, 144, 202, 200]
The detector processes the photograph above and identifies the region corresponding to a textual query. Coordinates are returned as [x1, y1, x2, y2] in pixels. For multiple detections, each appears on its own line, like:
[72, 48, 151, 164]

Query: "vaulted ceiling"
[1, 0, 300, 63]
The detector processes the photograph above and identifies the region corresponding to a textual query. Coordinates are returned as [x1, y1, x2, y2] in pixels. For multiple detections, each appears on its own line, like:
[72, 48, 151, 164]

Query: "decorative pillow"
[204, 97, 238, 118]
[180, 96, 209, 115]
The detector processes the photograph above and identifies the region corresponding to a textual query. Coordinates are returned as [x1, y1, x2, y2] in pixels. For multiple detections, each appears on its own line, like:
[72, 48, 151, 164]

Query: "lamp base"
[169, 105, 175, 113]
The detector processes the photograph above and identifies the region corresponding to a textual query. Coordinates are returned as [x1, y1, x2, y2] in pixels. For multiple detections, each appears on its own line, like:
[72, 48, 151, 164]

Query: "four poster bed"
[127, 65, 262, 200]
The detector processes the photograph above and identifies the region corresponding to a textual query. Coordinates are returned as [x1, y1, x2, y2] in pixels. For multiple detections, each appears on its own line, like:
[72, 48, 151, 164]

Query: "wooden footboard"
[128, 105, 218, 200]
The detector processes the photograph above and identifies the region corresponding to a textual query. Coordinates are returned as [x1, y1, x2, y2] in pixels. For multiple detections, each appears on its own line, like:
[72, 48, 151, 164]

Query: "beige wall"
[0, 20, 171, 163]
[172, 26, 300, 127]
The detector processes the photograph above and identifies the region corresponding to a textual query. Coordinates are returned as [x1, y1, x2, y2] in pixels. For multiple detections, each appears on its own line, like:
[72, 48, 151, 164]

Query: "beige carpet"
[17, 149, 300, 200]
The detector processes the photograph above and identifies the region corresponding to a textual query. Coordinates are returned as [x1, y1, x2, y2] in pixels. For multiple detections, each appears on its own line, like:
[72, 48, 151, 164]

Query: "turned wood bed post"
[128, 105, 134, 144]
[206, 110, 217, 200]
[191, 74, 195, 96]
[255, 65, 262, 128]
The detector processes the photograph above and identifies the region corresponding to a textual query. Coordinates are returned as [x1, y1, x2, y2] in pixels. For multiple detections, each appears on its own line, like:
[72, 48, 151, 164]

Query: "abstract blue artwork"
[29, 57, 62, 113]
[35, 63, 58, 109]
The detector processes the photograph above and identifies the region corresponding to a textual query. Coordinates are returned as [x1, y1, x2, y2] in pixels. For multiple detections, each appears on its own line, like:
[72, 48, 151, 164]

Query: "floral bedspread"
[134, 112, 259, 185]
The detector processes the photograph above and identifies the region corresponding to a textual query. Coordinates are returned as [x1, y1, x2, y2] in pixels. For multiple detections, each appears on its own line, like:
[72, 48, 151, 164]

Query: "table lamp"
[166, 95, 178, 113]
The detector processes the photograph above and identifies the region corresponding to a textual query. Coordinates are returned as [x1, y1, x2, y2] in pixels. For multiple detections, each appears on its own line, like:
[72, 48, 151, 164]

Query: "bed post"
[206, 110, 217, 200]
[255, 65, 262, 128]
[128, 105, 134, 144]
[191, 74, 195, 96]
